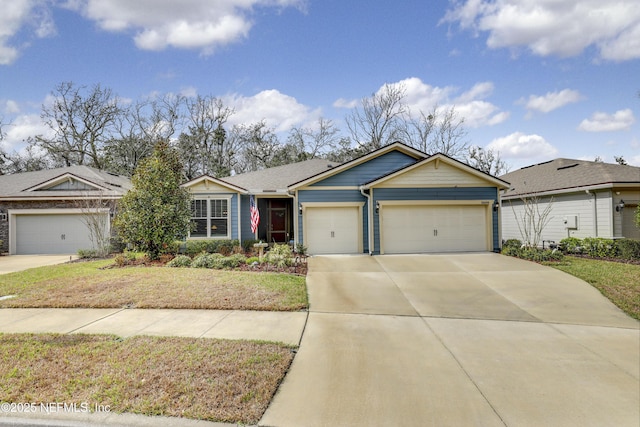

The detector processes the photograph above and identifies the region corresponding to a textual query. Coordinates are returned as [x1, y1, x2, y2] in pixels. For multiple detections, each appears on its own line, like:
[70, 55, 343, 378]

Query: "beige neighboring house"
[500, 158, 640, 244]
[0, 166, 131, 254]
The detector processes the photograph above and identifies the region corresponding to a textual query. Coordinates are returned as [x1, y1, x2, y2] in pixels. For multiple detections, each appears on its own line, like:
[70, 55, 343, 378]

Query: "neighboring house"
[182, 142, 509, 255]
[500, 158, 640, 244]
[0, 166, 131, 254]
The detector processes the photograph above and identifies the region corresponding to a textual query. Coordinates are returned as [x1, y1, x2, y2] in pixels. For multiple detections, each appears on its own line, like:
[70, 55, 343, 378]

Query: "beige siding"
[187, 181, 235, 194]
[376, 161, 488, 188]
[613, 190, 640, 238]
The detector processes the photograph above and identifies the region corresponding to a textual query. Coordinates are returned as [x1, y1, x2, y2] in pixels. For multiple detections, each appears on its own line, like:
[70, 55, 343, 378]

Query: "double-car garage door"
[380, 204, 489, 254]
[14, 213, 106, 254]
[303, 202, 491, 255]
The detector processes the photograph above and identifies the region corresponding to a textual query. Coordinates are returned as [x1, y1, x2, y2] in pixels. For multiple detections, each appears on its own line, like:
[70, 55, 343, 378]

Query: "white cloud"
[0, 0, 56, 65]
[336, 78, 509, 128]
[487, 132, 559, 160]
[578, 109, 635, 132]
[224, 89, 321, 133]
[442, 0, 640, 61]
[3, 100, 21, 114]
[0, 113, 53, 150]
[520, 89, 584, 114]
[66, 0, 306, 54]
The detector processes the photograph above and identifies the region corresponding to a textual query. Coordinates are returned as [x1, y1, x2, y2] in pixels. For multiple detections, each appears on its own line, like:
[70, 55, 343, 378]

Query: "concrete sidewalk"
[0, 308, 307, 346]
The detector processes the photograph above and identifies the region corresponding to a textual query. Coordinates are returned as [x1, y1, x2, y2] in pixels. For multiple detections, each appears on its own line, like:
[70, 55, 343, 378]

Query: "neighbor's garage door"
[380, 204, 488, 254]
[305, 206, 360, 254]
[15, 214, 103, 254]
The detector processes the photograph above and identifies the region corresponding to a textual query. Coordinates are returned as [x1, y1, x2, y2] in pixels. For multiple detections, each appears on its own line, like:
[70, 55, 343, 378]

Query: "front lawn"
[549, 256, 640, 320]
[0, 333, 294, 424]
[0, 260, 307, 311]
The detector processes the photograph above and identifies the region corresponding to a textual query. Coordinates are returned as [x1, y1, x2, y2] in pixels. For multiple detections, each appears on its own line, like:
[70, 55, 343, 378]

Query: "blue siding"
[310, 151, 417, 187]
[298, 190, 370, 253]
[240, 195, 252, 242]
[372, 187, 500, 253]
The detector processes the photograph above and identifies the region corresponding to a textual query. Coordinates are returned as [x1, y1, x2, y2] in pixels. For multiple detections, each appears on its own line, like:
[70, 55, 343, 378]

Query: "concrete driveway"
[261, 253, 640, 427]
[0, 255, 77, 275]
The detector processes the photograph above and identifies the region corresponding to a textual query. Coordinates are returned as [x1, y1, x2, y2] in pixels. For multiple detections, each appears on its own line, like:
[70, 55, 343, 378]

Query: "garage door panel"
[381, 205, 488, 254]
[16, 214, 106, 255]
[305, 207, 360, 255]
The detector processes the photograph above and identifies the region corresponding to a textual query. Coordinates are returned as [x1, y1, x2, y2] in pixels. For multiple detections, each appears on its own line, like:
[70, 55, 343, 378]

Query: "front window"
[190, 199, 229, 238]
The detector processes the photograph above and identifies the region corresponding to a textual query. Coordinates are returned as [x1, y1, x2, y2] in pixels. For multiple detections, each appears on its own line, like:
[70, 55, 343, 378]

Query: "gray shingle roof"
[0, 166, 132, 199]
[221, 158, 338, 192]
[500, 158, 640, 198]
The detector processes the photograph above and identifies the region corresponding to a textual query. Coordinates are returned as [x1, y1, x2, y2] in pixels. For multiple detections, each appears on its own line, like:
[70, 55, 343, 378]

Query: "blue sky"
[1, 0, 639, 170]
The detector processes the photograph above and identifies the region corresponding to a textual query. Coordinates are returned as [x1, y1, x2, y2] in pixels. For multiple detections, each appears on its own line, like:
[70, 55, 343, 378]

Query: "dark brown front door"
[268, 199, 289, 242]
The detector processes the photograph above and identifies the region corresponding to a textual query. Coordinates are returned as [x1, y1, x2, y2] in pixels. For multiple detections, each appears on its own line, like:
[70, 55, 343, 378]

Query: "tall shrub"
[114, 141, 192, 259]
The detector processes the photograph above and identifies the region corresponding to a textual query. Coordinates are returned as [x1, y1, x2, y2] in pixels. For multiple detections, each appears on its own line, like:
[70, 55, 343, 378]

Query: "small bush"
[294, 243, 308, 256]
[191, 253, 223, 269]
[77, 249, 99, 259]
[559, 237, 582, 254]
[614, 239, 640, 260]
[502, 239, 522, 251]
[582, 237, 617, 258]
[242, 239, 260, 252]
[246, 256, 261, 265]
[502, 246, 564, 262]
[265, 243, 293, 268]
[219, 254, 247, 269]
[167, 255, 192, 268]
[184, 239, 241, 256]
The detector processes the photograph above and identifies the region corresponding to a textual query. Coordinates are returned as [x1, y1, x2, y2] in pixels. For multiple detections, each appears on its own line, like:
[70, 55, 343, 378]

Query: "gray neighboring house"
[0, 166, 131, 254]
[500, 158, 640, 244]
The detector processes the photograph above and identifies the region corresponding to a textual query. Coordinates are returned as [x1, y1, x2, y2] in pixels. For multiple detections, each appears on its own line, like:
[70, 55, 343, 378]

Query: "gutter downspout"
[359, 186, 373, 255]
[286, 191, 297, 245]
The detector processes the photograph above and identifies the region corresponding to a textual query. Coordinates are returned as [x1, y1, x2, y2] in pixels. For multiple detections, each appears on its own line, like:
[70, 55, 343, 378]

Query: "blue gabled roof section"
[310, 150, 418, 187]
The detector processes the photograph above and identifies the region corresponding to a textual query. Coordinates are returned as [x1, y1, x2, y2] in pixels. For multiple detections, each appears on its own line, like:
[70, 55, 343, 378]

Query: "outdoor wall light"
[298, 203, 303, 214]
[375, 201, 380, 214]
[493, 201, 500, 212]
[616, 200, 625, 212]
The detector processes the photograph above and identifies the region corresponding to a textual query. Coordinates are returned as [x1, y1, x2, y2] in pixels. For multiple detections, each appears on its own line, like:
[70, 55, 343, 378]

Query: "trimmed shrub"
[246, 256, 261, 265]
[502, 246, 564, 262]
[167, 255, 192, 268]
[614, 239, 640, 260]
[219, 254, 247, 269]
[242, 239, 260, 252]
[184, 239, 241, 256]
[502, 239, 522, 251]
[191, 253, 223, 269]
[582, 237, 616, 258]
[77, 249, 99, 259]
[265, 243, 293, 268]
[559, 237, 582, 254]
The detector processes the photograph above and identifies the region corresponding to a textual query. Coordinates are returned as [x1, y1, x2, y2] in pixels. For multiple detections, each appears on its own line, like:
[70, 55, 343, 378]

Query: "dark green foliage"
[502, 246, 564, 262]
[502, 239, 522, 251]
[615, 239, 640, 260]
[242, 239, 260, 252]
[183, 239, 241, 256]
[559, 237, 582, 254]
[114, 141, 192, 259]
[582, 237, 616, 258]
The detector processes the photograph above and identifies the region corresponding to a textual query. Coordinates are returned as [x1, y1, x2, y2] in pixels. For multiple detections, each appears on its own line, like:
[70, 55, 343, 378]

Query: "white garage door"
[381, 204, 488, 254]
[305, 206, 360, 254]
[15, 214, 105, 255]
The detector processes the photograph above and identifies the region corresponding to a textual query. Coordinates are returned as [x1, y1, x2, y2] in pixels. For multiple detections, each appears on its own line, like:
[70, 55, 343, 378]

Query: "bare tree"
[468, 146, 510, 176]
[76, 191, 112, 257]
[233, 121, 281, 173]
[184, 95, 235, 177]
[346, 83, 407, 150]
[288, 117, 341, 158]
[402, 105, 469, 159]
[614, 155, 628, 165]
[510, 195, 554, 248]
[34, 82, 123, 168]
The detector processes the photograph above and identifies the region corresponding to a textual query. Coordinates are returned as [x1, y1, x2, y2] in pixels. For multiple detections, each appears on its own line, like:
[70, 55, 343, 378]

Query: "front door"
[268, 199, 289, 243]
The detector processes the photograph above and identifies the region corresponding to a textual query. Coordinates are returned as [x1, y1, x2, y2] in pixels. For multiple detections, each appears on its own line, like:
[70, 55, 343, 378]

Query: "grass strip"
[549, 256, 640, 320]
[0, 333, 294, 424]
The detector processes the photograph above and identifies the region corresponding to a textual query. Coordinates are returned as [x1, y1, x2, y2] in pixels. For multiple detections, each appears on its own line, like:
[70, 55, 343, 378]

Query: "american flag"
[250, 195, 260, 234]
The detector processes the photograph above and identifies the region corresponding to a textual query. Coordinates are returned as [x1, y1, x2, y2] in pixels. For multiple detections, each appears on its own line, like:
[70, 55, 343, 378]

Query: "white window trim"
[189, 196, 233, 239]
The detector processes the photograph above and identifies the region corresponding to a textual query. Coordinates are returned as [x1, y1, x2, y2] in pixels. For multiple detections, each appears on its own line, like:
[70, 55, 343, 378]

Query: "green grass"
[0, 333, 294, 424]
[0, 260, 307, 311]
[548, 257, 640, 320]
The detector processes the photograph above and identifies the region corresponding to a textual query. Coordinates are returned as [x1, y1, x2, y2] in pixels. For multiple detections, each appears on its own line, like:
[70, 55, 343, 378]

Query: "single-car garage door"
[15, 214, 105, 254]
[380, 204, 489, 254]
[304, 206, 360, 254]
